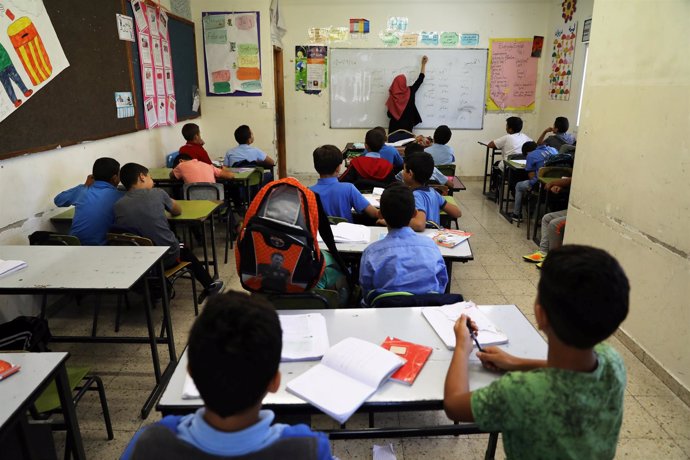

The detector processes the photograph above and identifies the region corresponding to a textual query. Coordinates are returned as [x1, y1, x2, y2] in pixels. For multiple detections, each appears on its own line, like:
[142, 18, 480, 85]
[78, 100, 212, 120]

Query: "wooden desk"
[0, 352, 84, 459]
[158, 305, 546, 451]
[0, 246, 175, 419]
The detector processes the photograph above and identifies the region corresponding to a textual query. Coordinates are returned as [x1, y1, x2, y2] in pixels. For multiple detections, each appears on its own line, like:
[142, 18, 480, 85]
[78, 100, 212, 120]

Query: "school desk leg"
[484, 432, 499, 460]
[445, 260, 453, 293]
[209, 214, 219, 279]
[55, 363, 86, 460]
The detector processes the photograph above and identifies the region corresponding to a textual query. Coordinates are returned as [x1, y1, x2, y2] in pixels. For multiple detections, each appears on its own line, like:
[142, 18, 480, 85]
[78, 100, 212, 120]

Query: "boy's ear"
[376, 209, 383, 219]
[267, 371, 281, 394]
[411, 209, 418, 219]
[534, 301, 549, 331]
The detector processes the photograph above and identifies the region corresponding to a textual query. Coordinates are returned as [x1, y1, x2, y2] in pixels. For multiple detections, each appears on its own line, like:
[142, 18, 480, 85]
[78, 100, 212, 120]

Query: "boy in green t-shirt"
[444, 245, 629, 459]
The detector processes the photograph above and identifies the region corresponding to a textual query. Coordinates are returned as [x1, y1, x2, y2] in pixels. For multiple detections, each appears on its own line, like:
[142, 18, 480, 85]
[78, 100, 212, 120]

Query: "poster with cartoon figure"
[0, 0, 69, 124]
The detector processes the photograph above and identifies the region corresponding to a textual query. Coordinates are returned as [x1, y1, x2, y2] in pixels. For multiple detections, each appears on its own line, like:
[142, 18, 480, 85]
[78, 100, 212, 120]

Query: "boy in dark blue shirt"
[122, 292, 333, 459]
[511, 141, 557, 221]
[53, 157, 123, 245]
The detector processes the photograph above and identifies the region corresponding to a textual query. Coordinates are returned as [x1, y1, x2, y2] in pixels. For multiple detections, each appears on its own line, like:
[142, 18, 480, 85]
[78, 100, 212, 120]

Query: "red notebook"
[380, 337, 433, 385]
[0, 359, 20, 381]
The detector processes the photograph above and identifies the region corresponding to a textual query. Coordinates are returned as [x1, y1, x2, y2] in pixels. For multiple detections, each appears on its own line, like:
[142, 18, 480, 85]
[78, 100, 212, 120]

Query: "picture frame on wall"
[582, 18, 591, 42]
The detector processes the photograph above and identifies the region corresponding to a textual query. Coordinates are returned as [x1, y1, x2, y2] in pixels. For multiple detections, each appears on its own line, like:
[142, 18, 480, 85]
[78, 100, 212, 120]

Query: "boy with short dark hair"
[171, 153, 235, 183]
[114, 163, 223, 302]
[179, 123, 213, 165]
[53, 157, 123, 245]
[401, 152, 461, 231]
[224, 124, 275, 168]
[359, 183, 447, 301]
[425, 125, 455, 165]
[339, 129, 396, 188]
[510, 141, 557, 221]
[395, 142, 449, 185]
[310, 145, 378, 223]
[488, 116, 532, 170]
[122, 291, 333, 459]
[367, 126, 403, 169]
[444, 245, 629, 459]
[537, 116, 576, 150]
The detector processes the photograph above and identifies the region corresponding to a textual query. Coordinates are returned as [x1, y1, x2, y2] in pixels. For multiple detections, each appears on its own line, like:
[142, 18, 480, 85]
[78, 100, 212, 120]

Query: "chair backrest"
[183, 182, 224, 201]
[166, 151, 180, 168]
[538, 166, 573, 180]
[247, 167, 264, 187]
[327, 216, 348, 225]
[28, 231, 81, 246]
[106, 233, 153, 247]
[265, 292, 331, 310]
[369, 292, 464, 308]
[436, 164, 456, 177]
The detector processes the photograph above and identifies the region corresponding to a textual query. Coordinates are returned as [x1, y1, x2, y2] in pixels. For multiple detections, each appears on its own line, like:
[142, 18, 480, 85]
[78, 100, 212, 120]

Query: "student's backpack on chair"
[236, 177, 348, 295]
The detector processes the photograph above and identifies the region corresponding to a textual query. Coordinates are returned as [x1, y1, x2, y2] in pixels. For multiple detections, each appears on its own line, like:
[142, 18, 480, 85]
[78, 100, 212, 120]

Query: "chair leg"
[40, 294, 48, 319]
[191, 272, 199, 316]
[93, 376, 114, 440]
[64, 437, 71, 460]
[115, 295, 122, 333]
[91, 295, 101, 337]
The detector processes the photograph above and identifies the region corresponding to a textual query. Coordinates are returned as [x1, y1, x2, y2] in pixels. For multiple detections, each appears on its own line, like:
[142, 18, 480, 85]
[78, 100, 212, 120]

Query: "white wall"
[565, 0, 690, 389]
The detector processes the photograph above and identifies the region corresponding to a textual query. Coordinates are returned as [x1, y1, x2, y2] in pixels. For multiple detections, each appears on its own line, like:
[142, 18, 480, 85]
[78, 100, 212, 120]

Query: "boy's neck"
[408, 180, 424, 189]
[320, 172, 339, 179]
[203, 404, 262, 432]
[546, 333, 598, 372]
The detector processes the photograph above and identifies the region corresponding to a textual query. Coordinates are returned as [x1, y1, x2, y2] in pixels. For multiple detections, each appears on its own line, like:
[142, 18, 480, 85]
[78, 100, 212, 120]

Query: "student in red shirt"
[179, 123, 213, 164]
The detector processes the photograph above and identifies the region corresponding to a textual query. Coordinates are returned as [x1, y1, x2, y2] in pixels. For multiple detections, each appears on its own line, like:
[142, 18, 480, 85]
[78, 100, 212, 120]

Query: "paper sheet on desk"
[512, 159, 527, 165]
[318, 223, 371, 243]
[280, 314, 330, 361]
[0, 259, 27, 278]
[422, 301, 508, 350]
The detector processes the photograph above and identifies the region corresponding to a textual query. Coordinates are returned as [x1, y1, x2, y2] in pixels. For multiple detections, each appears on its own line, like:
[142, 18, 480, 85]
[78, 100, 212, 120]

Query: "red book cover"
[380, 337, 433, 385]
[0, 359, 20, 381]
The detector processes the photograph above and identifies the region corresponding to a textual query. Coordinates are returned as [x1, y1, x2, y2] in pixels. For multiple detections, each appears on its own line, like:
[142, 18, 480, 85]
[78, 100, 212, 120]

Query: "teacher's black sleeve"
[410, 73, 425, 93]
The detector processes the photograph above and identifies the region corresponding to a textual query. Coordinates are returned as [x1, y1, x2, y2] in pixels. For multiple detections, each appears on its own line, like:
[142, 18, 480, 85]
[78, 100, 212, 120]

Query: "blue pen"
[466, 317, 484, 352]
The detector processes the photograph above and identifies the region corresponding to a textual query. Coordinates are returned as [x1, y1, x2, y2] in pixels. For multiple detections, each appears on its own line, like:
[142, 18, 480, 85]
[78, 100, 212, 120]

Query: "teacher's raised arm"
[386, 56, 428, 142]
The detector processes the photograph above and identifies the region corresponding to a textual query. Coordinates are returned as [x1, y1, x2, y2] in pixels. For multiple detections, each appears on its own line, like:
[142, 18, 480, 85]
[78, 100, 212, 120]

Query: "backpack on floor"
[236, 177, 347, 294]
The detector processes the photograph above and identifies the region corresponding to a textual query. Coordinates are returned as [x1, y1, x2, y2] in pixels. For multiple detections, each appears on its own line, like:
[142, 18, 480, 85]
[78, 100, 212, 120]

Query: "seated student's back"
[424, 125, 455, 165]
[366, 127, 403, 169]
[179, 123, 213, 165]
[122, 292, 333, 459]
[171, 153, 235, 184]
[398, 142, 449, 185]
[224, 125, 275, 168]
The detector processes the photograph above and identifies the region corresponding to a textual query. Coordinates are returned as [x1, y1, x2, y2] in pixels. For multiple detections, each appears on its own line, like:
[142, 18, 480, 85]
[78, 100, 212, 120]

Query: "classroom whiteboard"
[330, 48, 488, 130]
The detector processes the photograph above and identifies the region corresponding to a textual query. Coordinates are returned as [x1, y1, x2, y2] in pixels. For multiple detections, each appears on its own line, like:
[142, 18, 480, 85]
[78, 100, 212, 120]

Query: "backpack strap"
[314, 193, 353, 289]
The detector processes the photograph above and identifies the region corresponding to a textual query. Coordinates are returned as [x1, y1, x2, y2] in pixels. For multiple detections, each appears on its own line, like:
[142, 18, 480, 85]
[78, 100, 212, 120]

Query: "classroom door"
[273, 46, 287, 178]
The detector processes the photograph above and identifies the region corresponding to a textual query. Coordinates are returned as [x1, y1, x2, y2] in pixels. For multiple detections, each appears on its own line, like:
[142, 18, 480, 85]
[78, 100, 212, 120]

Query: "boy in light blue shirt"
[511, 141, 557, 221]
[359, 184, 447, 302]
[425, 125, 455, 165]
[122, 292, 333, 459]
[310, 145, 378, 223]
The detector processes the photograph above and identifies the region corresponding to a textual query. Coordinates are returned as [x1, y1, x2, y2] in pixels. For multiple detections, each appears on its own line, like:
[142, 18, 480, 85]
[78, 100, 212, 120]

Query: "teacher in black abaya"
[386, 55, 428, 143]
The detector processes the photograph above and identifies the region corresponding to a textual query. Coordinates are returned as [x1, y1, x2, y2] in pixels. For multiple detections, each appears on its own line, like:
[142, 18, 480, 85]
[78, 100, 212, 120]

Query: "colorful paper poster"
[171, 0, 191, 21]
[116, 14, 135, 42]
[295, 45, 307, 91]
[400, 33, 418, 47]
[420, 32, 439, 46]
[461, 33, 480, 46]
[131, 1, 176, 127]
[202, 11, 262, 96]
[115, 92, 134, 118]
[386, 17, 408, 32]
[379, 31, 400, 47]
[0, 0, 69, 124]
[486, 38, 538, 111]
[532, 36, 544, 58]
[306, 45, 326, 93]
[549, 22, 577, 101]
[440, 32, 459, 47]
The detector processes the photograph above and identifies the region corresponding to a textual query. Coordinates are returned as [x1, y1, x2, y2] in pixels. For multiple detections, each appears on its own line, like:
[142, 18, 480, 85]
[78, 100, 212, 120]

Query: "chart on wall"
[486, 38, 538, 112]
[0, 0, 69, 124]
[202, 11, 261, 96]
[549, 22, 577, 100]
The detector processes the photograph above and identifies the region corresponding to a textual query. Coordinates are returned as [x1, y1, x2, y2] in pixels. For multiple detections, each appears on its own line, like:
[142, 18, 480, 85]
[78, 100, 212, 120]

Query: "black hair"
[92, 157, 120, 182]
[182, 123, 200, 142]
[522, 141, 538, 154]
[538, 245, 629, 349]
[172, 153, 192, 168]
[234, 125, 252, 144]
[404, 151, 434, 185]
[374, 126, 387, 138]
[506, 116, 523, 133]
[380, 183, 415, 229]
[312, 145, 343, 175]
[404, 142, 425, 156]
[119, 163, 149, 190]
[433, 125, 452, 145]
[365, 128, 385, 153]
[554, 117, 569, 134]
[188, 291, 282, 417]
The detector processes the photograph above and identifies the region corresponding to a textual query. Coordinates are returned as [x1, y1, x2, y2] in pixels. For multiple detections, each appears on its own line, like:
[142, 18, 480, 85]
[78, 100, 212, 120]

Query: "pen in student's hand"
[466, 317, 484, 352]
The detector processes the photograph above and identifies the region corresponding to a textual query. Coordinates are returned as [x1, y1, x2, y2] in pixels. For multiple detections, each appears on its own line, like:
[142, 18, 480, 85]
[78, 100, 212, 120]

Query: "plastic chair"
[436, 164, 456, 177]
[526, 167, 572, 238]
[255, 292, 331, 310]
[106, 233, 198, 331]
[183, 182, 235, 264]
[367, 291, 464, 308]
[165, 151, 180, 168]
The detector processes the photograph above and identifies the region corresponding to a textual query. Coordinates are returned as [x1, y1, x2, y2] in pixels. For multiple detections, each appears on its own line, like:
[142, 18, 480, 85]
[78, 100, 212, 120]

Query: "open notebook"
[422, 301, 508, 350]
[0, 259, 27, 278]
[318, 223, 371, 244]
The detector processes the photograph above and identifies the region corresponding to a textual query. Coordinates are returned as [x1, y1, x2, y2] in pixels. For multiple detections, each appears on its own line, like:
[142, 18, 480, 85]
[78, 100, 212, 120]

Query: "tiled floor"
[46, 178, 689, 459]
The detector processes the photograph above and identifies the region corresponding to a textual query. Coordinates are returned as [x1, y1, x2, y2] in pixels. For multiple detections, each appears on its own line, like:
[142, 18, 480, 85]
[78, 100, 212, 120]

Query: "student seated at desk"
[537, 116, 576, 150]
[397, 152, 461, 231]
[179, 123, 213, 165]
[523, 177, 571, 265]
[170, 153, 235, 183]
[360, 184, 447, 302]
[487, 116, 532, 170]
[397, 142, 449, 185]
[114, 163, 223, 303]
[53, 157, 123, 245]
[121, 292, 333, 460]
[363, 126, 403, 170]
[339, 128, 396, 189]
[510, 141, 557, 221]
[425, 125, 455, 165]
[310, 145, 378, 223]
[444, 245, 629, 460]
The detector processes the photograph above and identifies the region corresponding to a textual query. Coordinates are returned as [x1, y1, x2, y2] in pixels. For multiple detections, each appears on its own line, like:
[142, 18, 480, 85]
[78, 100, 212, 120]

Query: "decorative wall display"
[531, 36, 544, 57]
[131, 0, 176, 127]
[115, 91, 134, 118]
[386, 17, 408, 33]
[116, 14, 135, 42]
[202, 11, 261, 96]
[349, 18, 369, 34]
[440, 32, 459, 47]
[549, 22, 577, 101]
[460, 33, 480, 46]
[561, 0, 577, 22]
[420, 32, 439, 46]
[486, 38, 538, 111]
[400, 33, 419, 47]
[295, 45, 327, 94]
[0, 0, 69, 124]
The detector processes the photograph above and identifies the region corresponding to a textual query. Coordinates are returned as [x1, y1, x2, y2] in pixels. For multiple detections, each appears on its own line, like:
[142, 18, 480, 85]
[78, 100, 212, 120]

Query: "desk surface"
[0, 246, 167, 291]
[0, 352, 69, 428]
[504, 159, 526, 169]
[149, 167, 256, 182]
[51, 200, 222, 224]
[159, 305, 546, 412]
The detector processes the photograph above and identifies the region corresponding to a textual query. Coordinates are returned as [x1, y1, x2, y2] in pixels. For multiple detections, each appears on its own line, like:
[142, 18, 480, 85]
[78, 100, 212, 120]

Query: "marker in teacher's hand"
[466, 317, 484, 352]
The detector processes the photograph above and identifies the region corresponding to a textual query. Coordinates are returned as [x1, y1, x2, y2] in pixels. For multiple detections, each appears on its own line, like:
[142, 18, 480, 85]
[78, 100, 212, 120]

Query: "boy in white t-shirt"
[488, 116, 532, 170]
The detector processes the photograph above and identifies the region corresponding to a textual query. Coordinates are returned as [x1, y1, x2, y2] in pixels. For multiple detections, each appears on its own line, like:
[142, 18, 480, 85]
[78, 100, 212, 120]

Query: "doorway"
[273, 46, 286, 178]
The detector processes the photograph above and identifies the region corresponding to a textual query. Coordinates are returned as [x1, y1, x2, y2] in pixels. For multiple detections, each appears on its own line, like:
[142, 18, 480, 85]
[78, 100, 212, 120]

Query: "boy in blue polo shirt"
[53, 157, 123, 245]
[397, 142, 449, 185]
[224, 125, 275, 168]
[510, 141, 557, 221]
[401, 152, 461, 231]
[425, 125, 455, 165]
[364, 127, 403, 170]
[310, 145, 378, 223]
[444, 245, 628, 459]
[360, 183, 447, 301]
[122, 291, 334, 459]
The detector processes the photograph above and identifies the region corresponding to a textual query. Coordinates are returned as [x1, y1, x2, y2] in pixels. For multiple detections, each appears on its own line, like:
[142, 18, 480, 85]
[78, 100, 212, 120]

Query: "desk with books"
[157, 305, 547, 454]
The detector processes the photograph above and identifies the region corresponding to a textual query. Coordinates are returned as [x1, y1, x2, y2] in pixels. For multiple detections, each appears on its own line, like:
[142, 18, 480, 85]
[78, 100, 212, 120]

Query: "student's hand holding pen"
[476, 347, 546, 372]
[452, 314, 478, 357]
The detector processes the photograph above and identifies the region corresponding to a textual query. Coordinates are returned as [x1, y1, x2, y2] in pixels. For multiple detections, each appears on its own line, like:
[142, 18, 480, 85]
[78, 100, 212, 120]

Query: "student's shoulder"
[280, 424, 333, 460]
